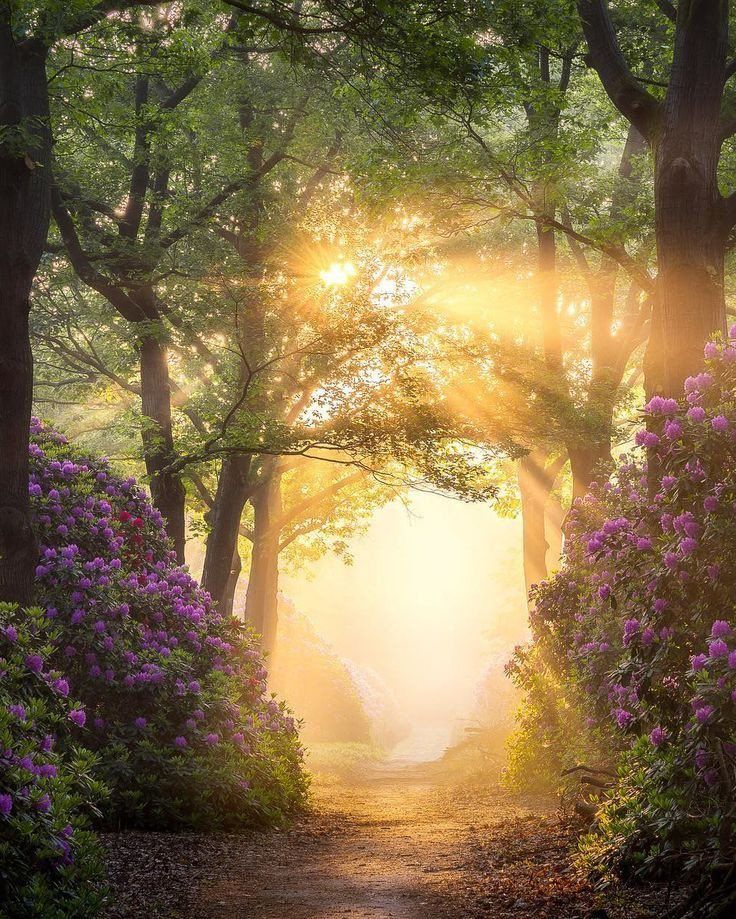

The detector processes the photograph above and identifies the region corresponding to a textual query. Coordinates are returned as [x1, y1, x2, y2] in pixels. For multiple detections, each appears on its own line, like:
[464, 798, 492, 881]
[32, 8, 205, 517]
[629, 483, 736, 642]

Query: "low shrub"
[27, 420, 307, 830]
[0, 604, 106, 917]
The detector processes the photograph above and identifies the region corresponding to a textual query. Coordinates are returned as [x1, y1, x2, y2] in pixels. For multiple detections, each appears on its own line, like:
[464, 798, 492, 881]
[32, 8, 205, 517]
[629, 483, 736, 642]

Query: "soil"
[102, 764, 683, 919]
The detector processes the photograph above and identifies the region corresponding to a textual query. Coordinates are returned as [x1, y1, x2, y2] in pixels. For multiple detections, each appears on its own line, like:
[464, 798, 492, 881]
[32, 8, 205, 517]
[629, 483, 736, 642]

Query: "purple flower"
[204, 733, 220, 745]
[704, 341, 720, 360]
[0, 794, 12, 817]
[680, 537, 698, 556]
[52, 678, 70, 697]
[695, 705, 715, 724]
[712, 414, 730, 432]
[173, 736, 187, 748]
[8, 704, 25, 720]
[703, 768, 720, 787]
[134, 717, 147, 730]
[691, 654, 709, 671]
[687, 406, 706, 423]
[649, 727, 667, 747]
[664, 420, 683, 440]
[25, 654, 43, 673]
[68, 709, 86, 727]
[635, 430, 660, 448]
[615, 709, 633, 728]
[34, 794, 51, 813]
[711, 620, 731, 638]
[709, 639, 729, 658]
[3, 626, 17, 642]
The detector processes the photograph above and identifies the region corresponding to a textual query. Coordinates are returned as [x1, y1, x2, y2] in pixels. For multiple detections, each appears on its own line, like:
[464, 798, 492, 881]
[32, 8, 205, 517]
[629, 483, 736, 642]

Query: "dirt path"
[104, 765, 679, 919]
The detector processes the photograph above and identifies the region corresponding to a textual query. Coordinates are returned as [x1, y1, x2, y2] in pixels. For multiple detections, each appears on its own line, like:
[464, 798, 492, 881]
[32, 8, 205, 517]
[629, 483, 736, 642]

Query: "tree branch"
[654, 0, 676, 23]
[577, 0, 661, 138]
[51, 185, 148, 322]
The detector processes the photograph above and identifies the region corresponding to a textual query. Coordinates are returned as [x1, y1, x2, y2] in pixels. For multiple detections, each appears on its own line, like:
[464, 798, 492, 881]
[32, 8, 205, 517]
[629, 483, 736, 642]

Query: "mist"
[280, 492, 529, 759]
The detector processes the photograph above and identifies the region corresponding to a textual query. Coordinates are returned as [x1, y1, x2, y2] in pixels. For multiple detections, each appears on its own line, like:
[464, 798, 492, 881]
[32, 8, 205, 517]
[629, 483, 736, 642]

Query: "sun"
[320, 261, 356, 287]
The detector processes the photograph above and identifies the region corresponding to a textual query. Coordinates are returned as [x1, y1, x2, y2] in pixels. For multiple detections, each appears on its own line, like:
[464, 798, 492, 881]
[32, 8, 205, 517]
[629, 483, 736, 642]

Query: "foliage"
[0, 604, 106, 918]
[512, 328, 736, 880]
[28, 420, 306, 830]
[505, 642, 615, 794]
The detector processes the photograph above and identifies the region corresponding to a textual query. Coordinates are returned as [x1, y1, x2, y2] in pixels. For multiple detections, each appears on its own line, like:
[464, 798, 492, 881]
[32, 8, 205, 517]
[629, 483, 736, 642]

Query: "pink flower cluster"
[24, 421, 303, 827]
[532, 328, 736, 786]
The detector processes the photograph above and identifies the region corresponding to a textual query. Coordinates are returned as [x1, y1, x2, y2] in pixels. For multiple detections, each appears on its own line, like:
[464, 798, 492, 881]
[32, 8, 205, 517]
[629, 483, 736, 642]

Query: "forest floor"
[102, 759, 685, 919]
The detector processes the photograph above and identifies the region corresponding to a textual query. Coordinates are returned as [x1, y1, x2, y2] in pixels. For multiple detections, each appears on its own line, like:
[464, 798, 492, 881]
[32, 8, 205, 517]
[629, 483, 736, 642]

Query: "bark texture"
[201, 454, 253, 609]
[0, 26, 50, 602]
[578, 0, 731, 397]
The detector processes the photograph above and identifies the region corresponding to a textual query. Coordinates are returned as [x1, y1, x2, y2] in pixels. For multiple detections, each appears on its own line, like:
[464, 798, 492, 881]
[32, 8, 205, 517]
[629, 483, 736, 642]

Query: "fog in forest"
[279, 493, 529, 760]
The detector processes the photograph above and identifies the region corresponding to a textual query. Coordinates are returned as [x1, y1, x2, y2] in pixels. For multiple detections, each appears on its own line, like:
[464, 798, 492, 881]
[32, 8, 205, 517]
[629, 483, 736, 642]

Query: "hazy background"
[281, 492, 529, 757]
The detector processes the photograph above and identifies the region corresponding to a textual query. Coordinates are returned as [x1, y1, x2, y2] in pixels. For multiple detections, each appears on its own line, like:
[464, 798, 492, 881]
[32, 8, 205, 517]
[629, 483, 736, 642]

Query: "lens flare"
[320, 261, 356, 286]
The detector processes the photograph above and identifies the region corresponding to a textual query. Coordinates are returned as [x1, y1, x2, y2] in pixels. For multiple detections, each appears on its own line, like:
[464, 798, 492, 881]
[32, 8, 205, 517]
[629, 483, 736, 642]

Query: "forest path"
[197, 765, 558, 918]
[104, 761, 677, 919]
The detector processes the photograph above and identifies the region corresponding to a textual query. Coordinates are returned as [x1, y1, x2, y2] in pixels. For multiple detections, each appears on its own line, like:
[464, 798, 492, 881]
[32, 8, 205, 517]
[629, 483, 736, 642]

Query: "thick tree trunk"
[138, 329, 186, 562]
[651, 0, 729, 396]
[579, 1, 731, 396]
[201, 453, 253, 609]
[0, 269, 39, 604]
[244, 470, 282, 655]
[0, 30, 51, 603]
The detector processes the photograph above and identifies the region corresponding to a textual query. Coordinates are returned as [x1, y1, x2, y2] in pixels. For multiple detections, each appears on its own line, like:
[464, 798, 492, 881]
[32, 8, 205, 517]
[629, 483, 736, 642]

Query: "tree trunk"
[221, 547, 241, 618]
[138, 329, 186, 562]
[545, 494, 565, 572]
[0, 30, 51, 603]
[518, 453, 554, 599]
[650, 0, 729, 397]
[201, 453, 253, 610]
[568, 441, 611, 502]
[244, 470, 282, 656]
[533, 191, 563, 373]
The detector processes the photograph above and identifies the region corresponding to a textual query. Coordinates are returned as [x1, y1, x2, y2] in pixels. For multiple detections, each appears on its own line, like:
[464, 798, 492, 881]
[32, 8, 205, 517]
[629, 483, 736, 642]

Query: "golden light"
[320, 261, 356, 287]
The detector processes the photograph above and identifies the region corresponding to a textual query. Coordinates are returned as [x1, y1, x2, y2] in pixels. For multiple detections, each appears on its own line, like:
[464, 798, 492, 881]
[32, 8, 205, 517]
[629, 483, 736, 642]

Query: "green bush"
[0, 604, 106, 918]
[28, 419, 307, 830]
[512, 333, 736, 884]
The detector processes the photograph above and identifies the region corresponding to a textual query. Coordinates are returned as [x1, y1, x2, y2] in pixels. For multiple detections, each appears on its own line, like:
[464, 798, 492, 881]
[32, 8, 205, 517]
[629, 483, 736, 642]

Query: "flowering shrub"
[27, 420, 306, 830]
[511, 329, 736, 879]
[0, 604, 106, 917]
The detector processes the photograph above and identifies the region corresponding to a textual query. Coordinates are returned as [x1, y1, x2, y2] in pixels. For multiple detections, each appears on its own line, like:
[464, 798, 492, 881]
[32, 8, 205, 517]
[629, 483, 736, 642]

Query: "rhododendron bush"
[509, 332, 736, 880]
[0, 604, 106, 916]
[21, 420, 306, 830]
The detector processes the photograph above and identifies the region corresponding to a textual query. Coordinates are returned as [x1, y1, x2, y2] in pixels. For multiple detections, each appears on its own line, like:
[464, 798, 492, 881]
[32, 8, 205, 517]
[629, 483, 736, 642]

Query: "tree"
[577, 0, 736, 395]
[0, 0, 168, 603]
